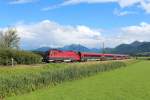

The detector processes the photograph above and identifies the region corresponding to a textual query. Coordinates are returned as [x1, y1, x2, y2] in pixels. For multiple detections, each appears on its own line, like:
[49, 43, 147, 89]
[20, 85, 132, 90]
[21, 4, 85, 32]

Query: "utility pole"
[101, 42, 105, 61]
[11, 58, 14, 67]
[103, 42, 105, 54]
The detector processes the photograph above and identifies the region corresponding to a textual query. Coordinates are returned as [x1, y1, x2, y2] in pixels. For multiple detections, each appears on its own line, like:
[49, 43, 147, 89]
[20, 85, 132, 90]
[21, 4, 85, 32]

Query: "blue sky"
[1, 0, 150, 28]
[1, 0, 150, 49]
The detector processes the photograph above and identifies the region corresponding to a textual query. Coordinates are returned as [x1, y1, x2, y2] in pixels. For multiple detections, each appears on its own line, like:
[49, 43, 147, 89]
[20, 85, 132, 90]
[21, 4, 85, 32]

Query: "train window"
[50, 51, 53, 56]
[50, 51, 57, 56]
[53, 52, 55, 55]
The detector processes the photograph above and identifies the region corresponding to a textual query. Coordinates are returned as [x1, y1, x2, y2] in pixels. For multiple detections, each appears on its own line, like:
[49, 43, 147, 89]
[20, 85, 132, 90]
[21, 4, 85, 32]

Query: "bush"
[0, 61, 127, 98]
[0, 48, 42, 65]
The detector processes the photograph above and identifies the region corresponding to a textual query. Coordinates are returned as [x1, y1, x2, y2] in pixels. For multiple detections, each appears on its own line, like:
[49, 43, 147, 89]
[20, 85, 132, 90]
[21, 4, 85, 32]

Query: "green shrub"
[0, 48, 42, 65]
[0, 61, 127, 98]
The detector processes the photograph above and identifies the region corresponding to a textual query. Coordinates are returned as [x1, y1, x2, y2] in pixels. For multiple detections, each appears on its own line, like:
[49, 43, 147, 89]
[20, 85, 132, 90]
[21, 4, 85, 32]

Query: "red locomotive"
[44, 49, 129, 62]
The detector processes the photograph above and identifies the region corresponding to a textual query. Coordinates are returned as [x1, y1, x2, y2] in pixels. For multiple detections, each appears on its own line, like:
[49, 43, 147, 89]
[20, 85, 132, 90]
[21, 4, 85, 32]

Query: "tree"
[0, 28, 20, 49]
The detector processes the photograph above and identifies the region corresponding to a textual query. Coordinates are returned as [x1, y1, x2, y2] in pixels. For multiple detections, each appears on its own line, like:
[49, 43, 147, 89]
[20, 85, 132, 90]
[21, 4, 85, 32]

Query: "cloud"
[1, 20, 150, 49]
[60, 0, 140, 8]
[18, 21, 150, 49]
[118, 0, 140, 8]
[140, 1, 150, 13]
[42, 0, 118, 11]
[97, 22, 150, 47]
[14, 20, 104, 49]
[105, 22, 150, 46]
[121, 22, 150, 41]
[113, 8, 137, 16]
[42, 0, 150, 14]
[9, 0, 37, 4]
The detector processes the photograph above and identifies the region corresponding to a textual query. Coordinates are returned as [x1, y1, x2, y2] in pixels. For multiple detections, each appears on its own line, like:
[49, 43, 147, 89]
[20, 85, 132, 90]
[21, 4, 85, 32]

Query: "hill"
[111, 41, 150, 55]
[33, 41, 150, 55]
[34, 44, 101, 53]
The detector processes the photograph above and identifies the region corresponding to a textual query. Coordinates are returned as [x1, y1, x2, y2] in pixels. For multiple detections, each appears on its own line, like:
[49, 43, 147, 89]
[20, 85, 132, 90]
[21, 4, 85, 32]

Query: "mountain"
[111, 44, 134, 54]
[59, 44, 101, 53]
[111, 41, 150, 55]
[59, 44, 90, 52]
[130, 41, 142, 47]
[33, 41, 150, 55]
[90, 48, 101, 53]
[34, 44, 101, 53]
[104, 48, 113, 53]
[33, 47, 52, 52]
[136, 42, 150, 53]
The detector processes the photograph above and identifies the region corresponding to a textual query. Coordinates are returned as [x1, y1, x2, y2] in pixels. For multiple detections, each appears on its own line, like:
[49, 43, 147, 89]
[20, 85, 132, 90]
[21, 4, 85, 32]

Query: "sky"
[1, 0, 150, 49]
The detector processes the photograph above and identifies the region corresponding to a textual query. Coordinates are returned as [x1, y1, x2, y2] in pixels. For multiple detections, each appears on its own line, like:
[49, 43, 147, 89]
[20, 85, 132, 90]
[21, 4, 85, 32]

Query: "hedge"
[0, 48, 42, 65]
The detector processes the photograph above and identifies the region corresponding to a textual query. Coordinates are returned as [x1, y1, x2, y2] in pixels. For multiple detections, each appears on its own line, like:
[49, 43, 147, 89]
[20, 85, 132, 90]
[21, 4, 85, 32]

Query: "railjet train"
[44, 49, 129, 62]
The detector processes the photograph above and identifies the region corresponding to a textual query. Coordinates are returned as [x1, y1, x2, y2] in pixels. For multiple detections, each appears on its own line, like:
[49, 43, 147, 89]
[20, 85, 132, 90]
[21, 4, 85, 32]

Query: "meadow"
[0, 60, 134, 99]
[6, 60, 150, 100]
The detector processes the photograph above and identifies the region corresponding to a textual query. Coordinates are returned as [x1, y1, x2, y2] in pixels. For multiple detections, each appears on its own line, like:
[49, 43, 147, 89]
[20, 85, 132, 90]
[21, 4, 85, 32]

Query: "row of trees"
[0, 28, 42, 65]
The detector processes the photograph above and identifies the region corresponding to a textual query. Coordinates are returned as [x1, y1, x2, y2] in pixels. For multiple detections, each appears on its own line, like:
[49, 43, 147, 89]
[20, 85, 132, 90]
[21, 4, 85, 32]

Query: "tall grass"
[0, 61, 132, 99]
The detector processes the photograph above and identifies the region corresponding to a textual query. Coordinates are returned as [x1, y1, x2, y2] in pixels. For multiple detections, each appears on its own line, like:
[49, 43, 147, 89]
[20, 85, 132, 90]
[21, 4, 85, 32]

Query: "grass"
[137, 57, 150, 60]
[0, 60, 131, 75]
[5, 60, 150, 100]
[0, 60, 133, 98]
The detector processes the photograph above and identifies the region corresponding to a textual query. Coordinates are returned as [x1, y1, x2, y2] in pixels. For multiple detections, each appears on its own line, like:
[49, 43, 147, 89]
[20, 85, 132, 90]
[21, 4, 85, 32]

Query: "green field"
[0, 60, 130, 98]
[6, 60, 150, 100]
